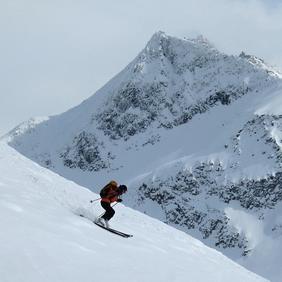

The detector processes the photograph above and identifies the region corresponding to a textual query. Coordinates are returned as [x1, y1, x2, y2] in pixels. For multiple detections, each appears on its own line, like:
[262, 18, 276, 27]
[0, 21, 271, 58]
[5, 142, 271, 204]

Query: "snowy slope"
[0, 142, 268, 282]
[3, 32, 282, 281]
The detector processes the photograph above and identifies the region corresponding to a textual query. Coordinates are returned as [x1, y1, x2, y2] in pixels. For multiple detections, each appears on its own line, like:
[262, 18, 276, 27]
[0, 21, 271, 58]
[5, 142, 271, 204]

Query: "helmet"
[119, 185, 127, 194]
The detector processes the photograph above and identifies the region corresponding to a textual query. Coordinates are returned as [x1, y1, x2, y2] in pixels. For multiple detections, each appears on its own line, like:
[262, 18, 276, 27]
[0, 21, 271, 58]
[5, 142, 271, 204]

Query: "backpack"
[100, 186, 110, 198]
[99, 181, 117, 198]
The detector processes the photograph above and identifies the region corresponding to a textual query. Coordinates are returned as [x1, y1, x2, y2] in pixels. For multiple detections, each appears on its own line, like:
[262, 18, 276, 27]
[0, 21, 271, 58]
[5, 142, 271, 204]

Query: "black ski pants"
[101, 201, 115, 221]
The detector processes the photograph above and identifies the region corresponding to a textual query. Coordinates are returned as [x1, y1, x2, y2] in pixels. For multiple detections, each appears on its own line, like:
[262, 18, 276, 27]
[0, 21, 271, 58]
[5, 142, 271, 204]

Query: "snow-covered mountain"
[0, 142, 268, 282]
[4, 31, 282, 281]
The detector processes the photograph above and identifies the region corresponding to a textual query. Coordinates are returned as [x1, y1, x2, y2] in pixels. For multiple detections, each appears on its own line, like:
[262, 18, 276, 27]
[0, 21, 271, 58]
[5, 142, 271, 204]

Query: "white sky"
[1, 0, 282, 136]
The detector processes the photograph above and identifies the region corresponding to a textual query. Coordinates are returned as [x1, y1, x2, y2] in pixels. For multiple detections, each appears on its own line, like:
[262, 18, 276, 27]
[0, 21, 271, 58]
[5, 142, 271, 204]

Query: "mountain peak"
[149, 30, 168, 41]
[144, 31, 215, 58]
[143, 31, 170, 57]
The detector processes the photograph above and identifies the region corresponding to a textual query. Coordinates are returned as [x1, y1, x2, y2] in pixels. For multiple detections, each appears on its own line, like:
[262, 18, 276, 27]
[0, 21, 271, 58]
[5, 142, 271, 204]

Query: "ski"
[79, 214, 133, 238]
[94, 222, 133, 238]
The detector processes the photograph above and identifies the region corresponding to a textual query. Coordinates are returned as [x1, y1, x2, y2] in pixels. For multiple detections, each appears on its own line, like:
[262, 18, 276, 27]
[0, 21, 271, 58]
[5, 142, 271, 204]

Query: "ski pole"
[90, 198, 101, 203]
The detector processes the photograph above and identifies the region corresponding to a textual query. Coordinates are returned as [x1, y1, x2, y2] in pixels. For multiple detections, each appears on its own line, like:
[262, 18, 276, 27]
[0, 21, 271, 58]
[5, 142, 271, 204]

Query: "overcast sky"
[1, 0, 282, 136]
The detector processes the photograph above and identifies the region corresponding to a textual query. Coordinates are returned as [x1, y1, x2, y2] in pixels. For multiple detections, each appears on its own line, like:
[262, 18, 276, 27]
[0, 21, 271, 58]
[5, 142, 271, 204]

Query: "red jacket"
[101, 181, 120, 203]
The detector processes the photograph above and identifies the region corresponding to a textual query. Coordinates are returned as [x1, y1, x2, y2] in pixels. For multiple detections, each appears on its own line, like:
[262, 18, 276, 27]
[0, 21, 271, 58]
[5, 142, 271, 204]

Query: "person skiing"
[96, 180, 127, 228]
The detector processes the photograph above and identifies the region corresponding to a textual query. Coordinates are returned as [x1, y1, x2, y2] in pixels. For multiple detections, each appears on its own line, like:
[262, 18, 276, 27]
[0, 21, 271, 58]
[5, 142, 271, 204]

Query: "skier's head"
[118, 185, 127, 194]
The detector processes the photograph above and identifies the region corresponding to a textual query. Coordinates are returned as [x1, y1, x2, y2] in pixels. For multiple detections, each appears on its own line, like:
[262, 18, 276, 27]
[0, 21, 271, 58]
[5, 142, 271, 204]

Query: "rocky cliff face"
[133, 154, 282, 258]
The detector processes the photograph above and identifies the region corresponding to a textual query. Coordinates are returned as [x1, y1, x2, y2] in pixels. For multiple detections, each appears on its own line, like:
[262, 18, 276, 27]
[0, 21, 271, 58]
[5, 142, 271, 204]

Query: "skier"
[96, 180, 127, 228]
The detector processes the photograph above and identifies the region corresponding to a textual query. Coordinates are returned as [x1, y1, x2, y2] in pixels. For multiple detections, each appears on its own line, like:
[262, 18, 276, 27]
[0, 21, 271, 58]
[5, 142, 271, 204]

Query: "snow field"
[0, 142, 268, 282]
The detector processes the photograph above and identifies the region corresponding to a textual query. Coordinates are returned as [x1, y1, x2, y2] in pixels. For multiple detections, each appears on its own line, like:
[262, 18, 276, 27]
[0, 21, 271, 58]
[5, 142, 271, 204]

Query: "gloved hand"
[117, 198, 123, 203]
